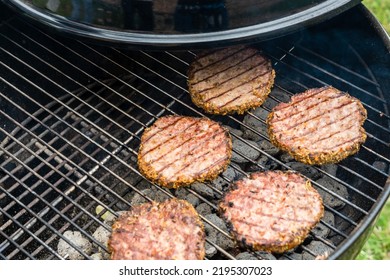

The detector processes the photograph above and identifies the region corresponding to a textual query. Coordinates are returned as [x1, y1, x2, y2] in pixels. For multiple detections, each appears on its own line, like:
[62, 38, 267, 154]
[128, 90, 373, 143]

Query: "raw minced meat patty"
[188, 45, 275, 115]
[138, 115, 232, 188]
[219, 170, 324, 254]
[267, 86, 367, 165]
[108, 198, 205, 260]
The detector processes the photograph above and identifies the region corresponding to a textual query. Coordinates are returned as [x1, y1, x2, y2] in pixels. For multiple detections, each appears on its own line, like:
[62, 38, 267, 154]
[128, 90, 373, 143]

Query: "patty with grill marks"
[267, 86, 367, 165]
[219, 171, 324, 254]
[187, 45, 275, 115]
[108, 198, 205, 260]
[138, 115, 232, 189]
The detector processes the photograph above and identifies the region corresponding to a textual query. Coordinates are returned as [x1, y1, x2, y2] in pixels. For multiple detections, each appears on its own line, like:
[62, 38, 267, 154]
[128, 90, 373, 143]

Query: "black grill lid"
[2, 0, 360, 48]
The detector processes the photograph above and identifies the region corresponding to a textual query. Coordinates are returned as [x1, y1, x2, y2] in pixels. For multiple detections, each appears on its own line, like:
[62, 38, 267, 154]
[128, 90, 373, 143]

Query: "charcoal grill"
[0, 2, 389, 260]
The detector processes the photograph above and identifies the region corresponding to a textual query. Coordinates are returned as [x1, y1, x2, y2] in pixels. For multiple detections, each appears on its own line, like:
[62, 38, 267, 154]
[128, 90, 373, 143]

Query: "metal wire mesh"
[0, 14, 389, 260]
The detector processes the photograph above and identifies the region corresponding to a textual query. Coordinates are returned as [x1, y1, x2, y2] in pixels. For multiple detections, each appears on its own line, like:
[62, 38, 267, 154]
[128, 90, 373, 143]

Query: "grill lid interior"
[2, 0, 360, 48]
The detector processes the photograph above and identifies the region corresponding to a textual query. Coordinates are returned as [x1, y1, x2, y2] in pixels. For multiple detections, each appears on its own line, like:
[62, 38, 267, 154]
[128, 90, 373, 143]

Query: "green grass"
[356, 0, 390, 260]
[357, 202, 390, 260]
[363, 0, 390, 32]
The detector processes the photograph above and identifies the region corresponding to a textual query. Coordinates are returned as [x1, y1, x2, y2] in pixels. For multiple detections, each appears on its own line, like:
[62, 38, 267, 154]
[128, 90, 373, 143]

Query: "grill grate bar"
[0, 108, 138, 253]
[351, 156, 389, 177]
[75, 44, 375, 216]
[295, 45, 380, 87]
[0, 52, 358, 258]
[0, 182, 86, 259]
[0, 91, 134, 210]
[0, 135, 106, 257]
[0, 126, 126, 258]
[0, 15, 388, 260]
[139, 50, 188, 79]
[0, 51, 239, 246]
[164, 51, 191, 67]
[264, 51, 390, 120]
[237, 97, 385, 191]
[319, 220, 348, 239]
[0, 31, 154, 138]
[0, 67, 239, 258]
[224, 118, 377, 206]
[133, 49, 388, 194]
[0, 215, 38, 260]
[0, 84, 116, 208]
[312, 235, 337, 250]
[3, 22, 178, 118]
[361, 146, 390, 165]
[269, 71, 390, 138]
[276, 46, 389, 105]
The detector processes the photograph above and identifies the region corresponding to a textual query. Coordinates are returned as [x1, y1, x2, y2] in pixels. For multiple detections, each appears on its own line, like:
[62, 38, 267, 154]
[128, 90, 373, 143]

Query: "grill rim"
[328, 5, 390, 259]
[329, 181, 390, 259]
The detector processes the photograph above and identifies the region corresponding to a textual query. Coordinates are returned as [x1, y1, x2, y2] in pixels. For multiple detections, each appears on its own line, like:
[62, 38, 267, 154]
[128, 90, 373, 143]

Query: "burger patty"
[267, 86, 367, 165]
[108, 198, 205, 260]
[188, 45, 275, 115]
[138, 115, 232, 188]
[219, 171, 324, 254]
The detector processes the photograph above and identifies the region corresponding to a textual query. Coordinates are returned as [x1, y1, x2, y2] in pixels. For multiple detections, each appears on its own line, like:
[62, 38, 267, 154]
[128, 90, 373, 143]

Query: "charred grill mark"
[138, 116, 232, 188]
[154, 129, 227, 173]
[236, 232, 300, 247]
[272, 100, 358, 134]
[223, 192, 317, 210]
[109, 199, 205, 260]
[230, 219, 294, 234]
[276, 86, 331, 110]
[140, 119, 199, 156]
[313, 135, 364, 151]
[271, 92, 345, 124]
[280, 109, 362, 142]
[191, 154, 231, 178]
[196, 61, 270, 96]
[141, 116, 185, 144]
[217, 95, 242, 109]
[149, 136, 195, 165]
[165, 152, 230, 182]
[218, 171, 324, 253]
[188, 46, 275, 115]
[203, 68, 272, 102]
[232, 205, 315, 224]
[192, 45, 246, 71]
[191, 51, 264, 86]
[267, 87, 367, 165]
[204, 72, 272, 105]
[228, 212, 314, 229]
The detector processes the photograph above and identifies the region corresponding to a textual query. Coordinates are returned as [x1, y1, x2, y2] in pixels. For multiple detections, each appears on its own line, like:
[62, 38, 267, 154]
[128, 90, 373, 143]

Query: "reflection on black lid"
[27, 0, 327, 34]
[174, 0, 228, 33]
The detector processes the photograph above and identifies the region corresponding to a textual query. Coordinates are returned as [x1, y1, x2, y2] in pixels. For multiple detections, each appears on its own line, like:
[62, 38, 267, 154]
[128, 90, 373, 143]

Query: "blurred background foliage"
[357, 0, 389, 260]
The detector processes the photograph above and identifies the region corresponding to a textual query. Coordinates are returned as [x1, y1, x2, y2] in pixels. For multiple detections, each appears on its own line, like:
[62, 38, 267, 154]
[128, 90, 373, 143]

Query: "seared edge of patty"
[218, 170, 324, 254]
[267, 86, 367, 165]
[108, 198, 206, 260]
[188, 46, 275, 115]
[138, 115, 233, 188]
